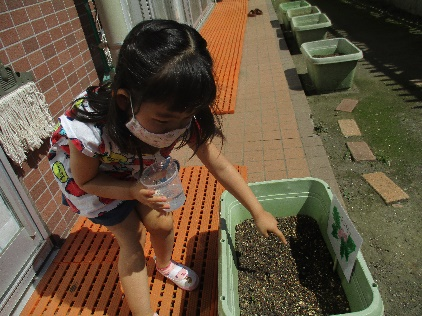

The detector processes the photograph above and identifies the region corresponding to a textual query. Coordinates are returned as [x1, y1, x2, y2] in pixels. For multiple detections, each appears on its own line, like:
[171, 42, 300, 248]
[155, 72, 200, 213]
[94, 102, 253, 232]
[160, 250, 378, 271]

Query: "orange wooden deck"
[201, 0, 247, 114]
[21, 166, 247, 315]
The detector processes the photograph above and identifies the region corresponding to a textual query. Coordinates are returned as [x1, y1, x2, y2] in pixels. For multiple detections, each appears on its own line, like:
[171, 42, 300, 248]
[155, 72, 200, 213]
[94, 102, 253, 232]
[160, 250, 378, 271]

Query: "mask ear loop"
[129, 95, 136, 119]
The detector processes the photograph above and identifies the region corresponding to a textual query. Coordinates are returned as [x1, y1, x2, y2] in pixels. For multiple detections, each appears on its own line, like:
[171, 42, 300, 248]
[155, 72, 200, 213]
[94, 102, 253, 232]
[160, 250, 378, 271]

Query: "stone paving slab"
[336, 99, 359, 112]
[347, 141, 376, 161]
[363, 172, 409, 204]
[338, 119, 362, 137]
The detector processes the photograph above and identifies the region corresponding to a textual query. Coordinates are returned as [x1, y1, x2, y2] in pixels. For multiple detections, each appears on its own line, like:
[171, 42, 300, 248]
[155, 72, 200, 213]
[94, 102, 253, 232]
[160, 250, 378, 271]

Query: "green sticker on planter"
[327, 196, 363, 282]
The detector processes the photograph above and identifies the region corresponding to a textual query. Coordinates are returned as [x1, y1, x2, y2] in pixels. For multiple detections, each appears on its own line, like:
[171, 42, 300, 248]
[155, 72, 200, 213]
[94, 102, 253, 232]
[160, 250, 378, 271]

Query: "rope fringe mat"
[0, 82, 54, 165]
[21, 165, 247, 316]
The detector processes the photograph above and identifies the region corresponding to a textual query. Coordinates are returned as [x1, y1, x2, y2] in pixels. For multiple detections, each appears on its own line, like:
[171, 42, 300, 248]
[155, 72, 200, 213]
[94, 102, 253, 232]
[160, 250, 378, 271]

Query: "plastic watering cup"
[140, 158, 185, 212]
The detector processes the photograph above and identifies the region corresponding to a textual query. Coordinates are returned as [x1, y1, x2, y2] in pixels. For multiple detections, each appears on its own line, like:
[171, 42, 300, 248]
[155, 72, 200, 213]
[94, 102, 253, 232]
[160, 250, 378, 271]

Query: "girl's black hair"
[72, 19, 223, 157]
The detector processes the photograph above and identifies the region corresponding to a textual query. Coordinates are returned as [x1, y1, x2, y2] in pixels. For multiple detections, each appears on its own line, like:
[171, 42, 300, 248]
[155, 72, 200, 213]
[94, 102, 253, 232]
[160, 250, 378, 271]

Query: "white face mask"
[125, 98, 191, 148]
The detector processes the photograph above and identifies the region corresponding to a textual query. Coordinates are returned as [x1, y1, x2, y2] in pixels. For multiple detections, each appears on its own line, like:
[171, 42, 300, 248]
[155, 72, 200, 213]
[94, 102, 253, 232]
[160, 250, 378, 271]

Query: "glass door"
[0, 149, 52, 314]
[0, 197, 20, 253]
[181, 0, 214, 29]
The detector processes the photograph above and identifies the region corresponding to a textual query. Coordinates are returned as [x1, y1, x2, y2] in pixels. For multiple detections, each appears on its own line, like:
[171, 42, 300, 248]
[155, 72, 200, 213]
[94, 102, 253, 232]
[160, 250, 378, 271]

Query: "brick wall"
[0, 0, 101, 245]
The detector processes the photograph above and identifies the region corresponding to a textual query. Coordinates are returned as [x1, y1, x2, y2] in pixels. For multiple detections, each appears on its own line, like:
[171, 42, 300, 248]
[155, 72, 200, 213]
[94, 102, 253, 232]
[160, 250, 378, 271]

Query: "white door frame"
[0, 148, 53, 315]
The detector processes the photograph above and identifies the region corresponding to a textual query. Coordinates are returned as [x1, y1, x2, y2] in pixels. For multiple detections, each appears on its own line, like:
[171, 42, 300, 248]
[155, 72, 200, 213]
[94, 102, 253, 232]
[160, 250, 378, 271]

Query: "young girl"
[49, 19, 286, 316]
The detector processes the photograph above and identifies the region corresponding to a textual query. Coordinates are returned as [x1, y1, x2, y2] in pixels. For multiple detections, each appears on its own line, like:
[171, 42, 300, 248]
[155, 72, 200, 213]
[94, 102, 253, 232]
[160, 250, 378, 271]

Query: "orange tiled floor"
[21, 0, 343, 315]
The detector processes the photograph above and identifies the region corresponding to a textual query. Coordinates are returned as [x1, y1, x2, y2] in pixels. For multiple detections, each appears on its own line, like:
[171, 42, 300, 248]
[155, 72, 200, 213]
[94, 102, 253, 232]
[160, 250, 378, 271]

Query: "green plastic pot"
[301, 38, 364, 92]
[272, 0, 291, 12]
[278, 1, 311, 30]
[218, 178, 384, 316]
[291, 12, 332, 47]
[287, 5, 321, 27]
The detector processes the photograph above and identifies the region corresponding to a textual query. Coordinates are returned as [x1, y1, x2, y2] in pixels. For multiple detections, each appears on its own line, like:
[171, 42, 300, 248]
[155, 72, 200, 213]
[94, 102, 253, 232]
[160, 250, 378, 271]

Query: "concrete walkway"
[175, 0, 343, 202]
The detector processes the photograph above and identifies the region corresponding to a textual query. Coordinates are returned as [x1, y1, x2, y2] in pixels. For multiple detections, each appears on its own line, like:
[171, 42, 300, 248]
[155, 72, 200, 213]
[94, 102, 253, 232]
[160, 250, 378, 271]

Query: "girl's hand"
[130, 182, 170, 212]
[194, 142, 287, 244]
[253, 211, 287, 244]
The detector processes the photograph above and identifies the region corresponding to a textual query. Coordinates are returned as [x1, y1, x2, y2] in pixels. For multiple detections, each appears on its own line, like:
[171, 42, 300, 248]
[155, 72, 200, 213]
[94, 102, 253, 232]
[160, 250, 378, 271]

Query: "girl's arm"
[193, 141, 287, 244]
[68, 141, 169, 211]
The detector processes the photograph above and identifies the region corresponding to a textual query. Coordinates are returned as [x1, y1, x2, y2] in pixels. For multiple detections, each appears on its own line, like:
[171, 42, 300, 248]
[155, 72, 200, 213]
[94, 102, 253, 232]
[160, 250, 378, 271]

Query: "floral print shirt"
[48, 95, 183, 218]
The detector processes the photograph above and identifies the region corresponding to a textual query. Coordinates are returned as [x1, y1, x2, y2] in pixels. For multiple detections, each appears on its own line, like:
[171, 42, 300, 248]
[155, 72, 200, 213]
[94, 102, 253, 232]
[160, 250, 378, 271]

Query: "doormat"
[200, 0, 248, 114]
[21, 165, 247, 316]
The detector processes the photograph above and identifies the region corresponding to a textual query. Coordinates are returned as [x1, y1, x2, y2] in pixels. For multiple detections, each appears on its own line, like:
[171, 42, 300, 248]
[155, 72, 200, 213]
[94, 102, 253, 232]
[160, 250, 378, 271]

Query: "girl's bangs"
[145, 57, 216, 113]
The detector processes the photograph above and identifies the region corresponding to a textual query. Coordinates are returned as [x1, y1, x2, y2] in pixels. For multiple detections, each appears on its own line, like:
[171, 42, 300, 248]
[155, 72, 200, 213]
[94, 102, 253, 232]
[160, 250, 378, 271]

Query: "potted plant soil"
[218, 178, 384, 316]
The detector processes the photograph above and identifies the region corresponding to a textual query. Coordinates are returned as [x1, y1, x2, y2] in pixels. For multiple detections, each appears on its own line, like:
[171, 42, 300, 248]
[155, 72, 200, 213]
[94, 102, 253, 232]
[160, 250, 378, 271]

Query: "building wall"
[0, 0, 101, 245]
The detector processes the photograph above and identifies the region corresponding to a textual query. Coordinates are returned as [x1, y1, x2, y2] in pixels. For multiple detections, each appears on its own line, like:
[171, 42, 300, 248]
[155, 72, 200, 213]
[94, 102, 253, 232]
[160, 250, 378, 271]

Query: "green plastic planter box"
[218, 178, 384, 316]
[272, 0, 290, 12]
[278, 1, 311, 30]
[301, 38, 363, 92]
[291, 13, 332, 46]
[287, 5, 321, 28]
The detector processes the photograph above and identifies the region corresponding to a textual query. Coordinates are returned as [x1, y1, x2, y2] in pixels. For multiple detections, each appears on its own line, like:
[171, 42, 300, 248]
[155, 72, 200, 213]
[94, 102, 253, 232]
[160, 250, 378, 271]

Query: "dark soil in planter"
[235, 215, 350, 316]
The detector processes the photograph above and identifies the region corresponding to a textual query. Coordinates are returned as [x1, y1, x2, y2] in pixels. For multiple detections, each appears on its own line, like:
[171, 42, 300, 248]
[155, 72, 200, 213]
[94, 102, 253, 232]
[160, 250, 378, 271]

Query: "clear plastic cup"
[140, 158, 186, 212]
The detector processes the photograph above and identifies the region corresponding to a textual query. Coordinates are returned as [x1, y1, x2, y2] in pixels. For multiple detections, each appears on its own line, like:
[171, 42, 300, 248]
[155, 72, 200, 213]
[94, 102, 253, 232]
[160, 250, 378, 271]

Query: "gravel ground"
[236, 216, 349, 316]
[284, 0, 421, 314]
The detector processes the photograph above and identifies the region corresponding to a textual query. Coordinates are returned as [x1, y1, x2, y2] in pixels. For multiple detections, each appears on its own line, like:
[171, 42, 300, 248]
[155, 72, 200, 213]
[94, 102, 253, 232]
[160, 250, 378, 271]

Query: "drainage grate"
[21, 166, 247, 315]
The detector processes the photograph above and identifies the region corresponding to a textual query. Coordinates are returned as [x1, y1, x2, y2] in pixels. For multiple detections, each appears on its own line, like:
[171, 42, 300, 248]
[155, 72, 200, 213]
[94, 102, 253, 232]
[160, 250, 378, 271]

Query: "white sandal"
[156, 260, 199, 291]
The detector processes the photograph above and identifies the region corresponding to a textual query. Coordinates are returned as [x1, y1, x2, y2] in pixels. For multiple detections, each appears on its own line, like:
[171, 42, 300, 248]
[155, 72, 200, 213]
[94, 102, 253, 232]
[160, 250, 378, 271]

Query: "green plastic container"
[301, 38, 363, 92]
[272, 0, 290, 12]
[287, 5, 321, 27]
[218, 178, 384, 316]
[291, 12, 332, 46]
[278, 1, 311, 30]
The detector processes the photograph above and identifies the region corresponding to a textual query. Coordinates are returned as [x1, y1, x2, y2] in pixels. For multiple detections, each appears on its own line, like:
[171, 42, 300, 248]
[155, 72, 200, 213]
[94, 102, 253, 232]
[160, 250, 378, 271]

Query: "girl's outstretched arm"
[193, 141, 287, 244]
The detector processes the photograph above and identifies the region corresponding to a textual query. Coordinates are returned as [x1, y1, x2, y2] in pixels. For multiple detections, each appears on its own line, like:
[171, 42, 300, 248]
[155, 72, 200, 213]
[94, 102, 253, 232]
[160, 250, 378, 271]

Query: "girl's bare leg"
[136, 204, 175, 269]
[105, 210, 155, 316]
